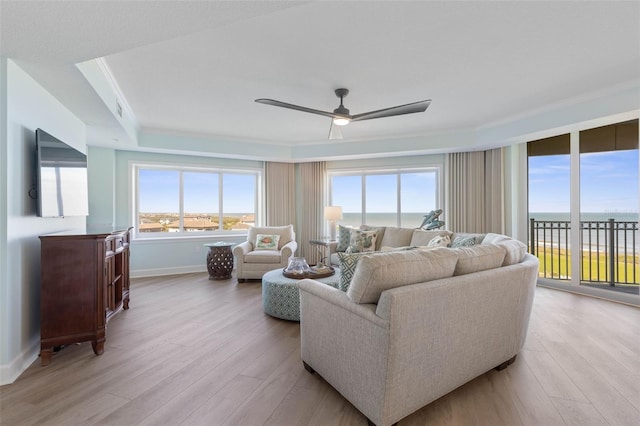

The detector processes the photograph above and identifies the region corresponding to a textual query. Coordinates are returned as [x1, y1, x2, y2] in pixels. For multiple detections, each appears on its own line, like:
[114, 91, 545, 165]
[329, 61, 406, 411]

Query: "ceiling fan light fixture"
[333, 117, 350, 126]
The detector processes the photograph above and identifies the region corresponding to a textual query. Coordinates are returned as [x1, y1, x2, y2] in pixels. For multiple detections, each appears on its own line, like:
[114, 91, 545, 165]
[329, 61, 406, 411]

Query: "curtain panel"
[447, 148, 505, 234]
[265, 162, 295, 226]
[296, 162, 327, 264]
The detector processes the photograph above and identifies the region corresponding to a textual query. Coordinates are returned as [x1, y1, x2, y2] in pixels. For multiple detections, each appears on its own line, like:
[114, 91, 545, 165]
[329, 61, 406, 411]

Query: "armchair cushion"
[244, 250, 284, 264]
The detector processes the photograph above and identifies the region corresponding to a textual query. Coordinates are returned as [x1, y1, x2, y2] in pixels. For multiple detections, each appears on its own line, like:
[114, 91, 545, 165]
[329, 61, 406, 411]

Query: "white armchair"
[233, 225, 298, 280]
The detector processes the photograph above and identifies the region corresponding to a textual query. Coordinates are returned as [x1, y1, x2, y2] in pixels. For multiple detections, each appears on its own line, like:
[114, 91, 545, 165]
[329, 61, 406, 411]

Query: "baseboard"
[131, 264, 207, 278]
[0, 337, 39, 385]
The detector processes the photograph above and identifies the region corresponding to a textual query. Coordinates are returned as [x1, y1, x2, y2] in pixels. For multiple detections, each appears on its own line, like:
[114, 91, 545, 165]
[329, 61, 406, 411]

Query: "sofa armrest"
[280, 240, 298, 259]
[299, 279, 390, 425]
[233, 241, 252, 257]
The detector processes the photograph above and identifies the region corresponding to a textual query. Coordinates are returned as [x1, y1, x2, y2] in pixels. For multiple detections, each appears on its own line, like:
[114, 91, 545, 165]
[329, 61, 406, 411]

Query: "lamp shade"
[324, 206, 343, 221]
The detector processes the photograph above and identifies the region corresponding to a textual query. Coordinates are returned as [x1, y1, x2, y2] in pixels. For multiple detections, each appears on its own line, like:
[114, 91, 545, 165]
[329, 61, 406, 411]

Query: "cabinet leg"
[40, 349, 52, 366]
[123, 297, 129, 310]
[92, 339, 105, 356]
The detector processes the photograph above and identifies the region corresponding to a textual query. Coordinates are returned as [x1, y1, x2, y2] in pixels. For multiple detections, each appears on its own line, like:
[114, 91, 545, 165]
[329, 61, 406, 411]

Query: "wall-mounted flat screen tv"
[36, 128, 89, 217]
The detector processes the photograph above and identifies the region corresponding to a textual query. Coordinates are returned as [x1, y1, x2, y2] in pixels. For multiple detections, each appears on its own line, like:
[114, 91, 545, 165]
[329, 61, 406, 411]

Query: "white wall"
[0, 59, 87, 385]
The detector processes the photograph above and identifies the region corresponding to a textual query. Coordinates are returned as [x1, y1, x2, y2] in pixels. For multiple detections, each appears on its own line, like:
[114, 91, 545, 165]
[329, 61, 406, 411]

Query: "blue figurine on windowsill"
[419, 209, 445, 230]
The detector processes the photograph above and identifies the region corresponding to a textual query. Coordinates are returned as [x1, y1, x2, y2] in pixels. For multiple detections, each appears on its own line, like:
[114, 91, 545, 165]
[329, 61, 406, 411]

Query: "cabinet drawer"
[105, 234, 126, 255]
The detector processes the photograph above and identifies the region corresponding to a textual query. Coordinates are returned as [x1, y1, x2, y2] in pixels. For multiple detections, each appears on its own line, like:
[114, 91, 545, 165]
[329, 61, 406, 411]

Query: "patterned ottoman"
[262, 267, 340, 321]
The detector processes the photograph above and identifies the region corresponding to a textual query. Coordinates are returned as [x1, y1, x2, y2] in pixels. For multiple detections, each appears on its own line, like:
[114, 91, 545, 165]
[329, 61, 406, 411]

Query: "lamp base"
[329, 220, 337, 240]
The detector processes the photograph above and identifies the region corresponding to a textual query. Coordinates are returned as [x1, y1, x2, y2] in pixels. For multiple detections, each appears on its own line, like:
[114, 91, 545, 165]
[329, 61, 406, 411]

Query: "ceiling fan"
[255, 89, 431, 140]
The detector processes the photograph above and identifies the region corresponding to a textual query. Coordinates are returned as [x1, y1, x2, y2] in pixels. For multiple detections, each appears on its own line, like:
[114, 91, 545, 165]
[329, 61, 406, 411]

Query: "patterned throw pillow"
[255, 234, 280, 250]
[337, 251, 370, 292]
[348, 230, 378, 253]
[335, 225, 352, 252]
[450, 235, 478, 248]
[427, 235, 451, 247]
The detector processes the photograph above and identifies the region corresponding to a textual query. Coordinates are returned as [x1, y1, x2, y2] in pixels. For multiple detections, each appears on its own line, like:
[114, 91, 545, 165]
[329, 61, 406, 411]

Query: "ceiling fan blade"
[255, 98, 339, 120]
[328, 121, 343, 140]
[351, 100, 431, 122]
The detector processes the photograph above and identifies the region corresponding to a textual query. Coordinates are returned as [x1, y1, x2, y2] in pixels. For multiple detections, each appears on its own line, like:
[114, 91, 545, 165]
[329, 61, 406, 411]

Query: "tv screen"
[36, 128, 89, 217]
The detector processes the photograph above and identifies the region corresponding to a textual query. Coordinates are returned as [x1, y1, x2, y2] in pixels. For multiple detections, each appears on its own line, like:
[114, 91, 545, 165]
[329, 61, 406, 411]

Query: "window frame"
[327, 166, 442, 229]
[131, 162, 262, 240]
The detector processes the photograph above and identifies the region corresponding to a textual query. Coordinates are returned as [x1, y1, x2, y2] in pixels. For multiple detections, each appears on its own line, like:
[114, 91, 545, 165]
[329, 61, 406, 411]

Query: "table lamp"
[324, 206, 343, 240]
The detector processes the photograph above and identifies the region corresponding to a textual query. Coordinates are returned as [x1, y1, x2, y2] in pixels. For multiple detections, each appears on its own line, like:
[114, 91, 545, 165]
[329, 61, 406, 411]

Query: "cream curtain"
[447, 148, 505, 234]
[484, 148, 505, 234]
[265, 162, 295, 226]
[296, 162, 326, 264]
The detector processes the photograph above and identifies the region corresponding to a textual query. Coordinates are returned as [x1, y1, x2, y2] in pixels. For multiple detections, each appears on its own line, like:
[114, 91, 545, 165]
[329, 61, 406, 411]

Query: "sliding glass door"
[528, 120, 639, 294]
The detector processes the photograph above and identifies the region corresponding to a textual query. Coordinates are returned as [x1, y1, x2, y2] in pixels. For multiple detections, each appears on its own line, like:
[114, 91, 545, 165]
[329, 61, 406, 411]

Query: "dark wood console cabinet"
[39, 227, 133, 365]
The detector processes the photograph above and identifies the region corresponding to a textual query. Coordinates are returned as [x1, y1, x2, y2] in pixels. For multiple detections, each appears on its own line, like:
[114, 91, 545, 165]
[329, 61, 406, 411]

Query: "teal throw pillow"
[335, 225, 352, 252]
[337, 251, 370, 292]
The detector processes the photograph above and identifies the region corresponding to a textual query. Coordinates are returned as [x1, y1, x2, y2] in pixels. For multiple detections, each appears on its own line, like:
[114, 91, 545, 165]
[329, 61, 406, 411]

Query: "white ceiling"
[2, 1, 639, 152]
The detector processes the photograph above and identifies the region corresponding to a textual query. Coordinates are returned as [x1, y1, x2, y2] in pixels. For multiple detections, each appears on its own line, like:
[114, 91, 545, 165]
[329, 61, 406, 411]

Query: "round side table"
[204, 242, 235, 280]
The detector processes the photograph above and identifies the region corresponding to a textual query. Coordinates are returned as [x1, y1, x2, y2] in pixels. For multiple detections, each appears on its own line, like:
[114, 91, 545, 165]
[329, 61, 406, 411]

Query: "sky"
[139, 170, 256, 213]
[528, 149, 639, 213]
[331, 172, 437, 213]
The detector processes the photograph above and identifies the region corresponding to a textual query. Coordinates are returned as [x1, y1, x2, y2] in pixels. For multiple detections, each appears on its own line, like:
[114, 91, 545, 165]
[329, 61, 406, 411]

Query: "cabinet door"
[104, 255, 115, 314]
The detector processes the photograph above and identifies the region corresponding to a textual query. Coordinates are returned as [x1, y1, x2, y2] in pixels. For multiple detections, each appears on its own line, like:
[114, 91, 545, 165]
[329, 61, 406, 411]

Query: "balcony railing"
[529, 218, 639, 288]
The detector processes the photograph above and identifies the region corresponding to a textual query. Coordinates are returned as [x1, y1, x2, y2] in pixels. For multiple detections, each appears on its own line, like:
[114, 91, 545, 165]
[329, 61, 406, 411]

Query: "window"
[329, 168, 441, 229]
[527, 120, 639, 293]
[134, 165, 261, 237]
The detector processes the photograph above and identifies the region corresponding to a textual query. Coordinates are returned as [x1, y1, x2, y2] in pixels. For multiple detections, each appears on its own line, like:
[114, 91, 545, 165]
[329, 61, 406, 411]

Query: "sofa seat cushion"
[244, 250, 283, 264]
[347, 248, 458, 304]
[409, 229, 452, 247]
[451, 244, 506, 276]
[379, 227, 415, 248]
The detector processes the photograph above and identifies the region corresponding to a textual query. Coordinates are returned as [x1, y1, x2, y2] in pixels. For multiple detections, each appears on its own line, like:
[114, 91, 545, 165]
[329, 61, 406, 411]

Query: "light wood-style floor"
[1, 273, 639, 426]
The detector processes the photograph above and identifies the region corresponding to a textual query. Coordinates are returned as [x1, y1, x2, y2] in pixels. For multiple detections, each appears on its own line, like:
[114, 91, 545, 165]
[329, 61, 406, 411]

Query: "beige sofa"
[299, 234, 538, 426]
[328, 225, 456, 266]
[233, 225, 297, 280]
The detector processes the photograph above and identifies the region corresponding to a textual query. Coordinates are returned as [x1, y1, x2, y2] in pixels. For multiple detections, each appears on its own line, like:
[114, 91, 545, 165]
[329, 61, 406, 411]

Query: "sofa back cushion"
[347, 248, 458, 304]
[410, 229, 452, 247]
[379, 227, 415, 248]
[247, 225, 294, 250]
[497, 239, 528, 266]
[451, 244, 506, 276]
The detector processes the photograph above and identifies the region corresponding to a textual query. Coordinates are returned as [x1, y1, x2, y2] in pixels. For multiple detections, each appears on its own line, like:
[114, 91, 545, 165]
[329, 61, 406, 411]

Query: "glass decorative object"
[285, 257, 311, 275]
